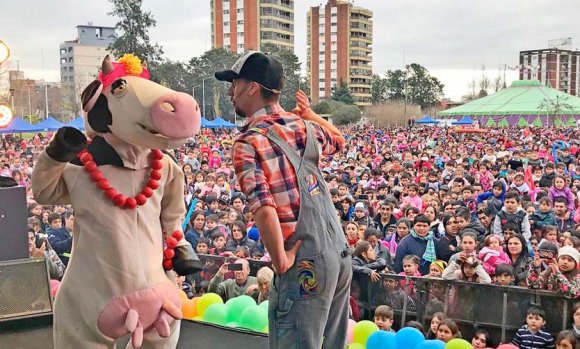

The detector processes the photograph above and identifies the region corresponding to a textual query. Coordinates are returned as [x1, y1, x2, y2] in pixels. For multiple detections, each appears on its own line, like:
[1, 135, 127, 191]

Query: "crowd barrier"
[196, 254, 574, 343]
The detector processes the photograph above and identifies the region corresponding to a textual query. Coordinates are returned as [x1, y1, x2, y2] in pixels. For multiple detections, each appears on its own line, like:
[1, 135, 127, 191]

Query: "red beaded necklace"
[78, 145, 184, 270]
[78, 147, 164, 209]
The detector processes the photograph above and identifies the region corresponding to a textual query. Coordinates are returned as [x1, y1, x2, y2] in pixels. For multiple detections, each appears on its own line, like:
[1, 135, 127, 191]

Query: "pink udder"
[97, 283, 182, 339]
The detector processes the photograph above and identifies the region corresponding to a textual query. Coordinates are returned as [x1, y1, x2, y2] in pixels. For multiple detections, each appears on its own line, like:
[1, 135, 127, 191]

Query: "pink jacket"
[478, 247, 511, 275]
[401, 195, 423, 210]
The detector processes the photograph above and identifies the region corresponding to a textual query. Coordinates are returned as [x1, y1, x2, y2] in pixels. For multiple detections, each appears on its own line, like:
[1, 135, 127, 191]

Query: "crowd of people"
[4, 123, 580, 348]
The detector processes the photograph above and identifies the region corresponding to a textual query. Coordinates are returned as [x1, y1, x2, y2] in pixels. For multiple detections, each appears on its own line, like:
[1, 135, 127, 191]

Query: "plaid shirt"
[233, 104, 344, 240]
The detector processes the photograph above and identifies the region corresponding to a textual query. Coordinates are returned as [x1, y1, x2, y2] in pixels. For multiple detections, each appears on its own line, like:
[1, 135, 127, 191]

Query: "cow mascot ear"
[81, 56, 114, 133]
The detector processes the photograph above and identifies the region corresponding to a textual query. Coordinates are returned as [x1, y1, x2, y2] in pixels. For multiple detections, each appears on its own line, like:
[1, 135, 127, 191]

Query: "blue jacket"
[477, 182, 506, 216]
[394, 233, 431, 275]
[47, 227, 72, 266]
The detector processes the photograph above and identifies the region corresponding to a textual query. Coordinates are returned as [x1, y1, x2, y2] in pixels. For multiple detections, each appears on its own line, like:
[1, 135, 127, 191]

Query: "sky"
[2, 0, 580, 100]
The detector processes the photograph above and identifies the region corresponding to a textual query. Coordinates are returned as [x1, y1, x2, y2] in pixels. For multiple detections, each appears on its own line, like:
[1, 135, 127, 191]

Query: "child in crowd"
[209, 230, 228, 256]
[494, 263, 516, 286]
[205, 214, 220, 233]
[541, 225, 561, 247]
[195, 237, 210, 255]
[428, 260, 447, 278]
[479, 234, 511, 276]
[443, 253, 492, 284]
[426, 312, 446, 339]
[512, 306, 555, 349]
[510, 173, 530, 196]
[531, 197, 558, 231]
[400, 183, 423, 210]
[471, 328, 492, 349]
[549, 175, 576, 213]
[373, 305, 395, 332]
[555, 330, 577, 349]
[493, 192, 532, 240]
[373, 272, 417, 312]
[436, 319, 461, 343]
[201, 174, 221, 197]
[476, 180, 506, 216]
[528, 246, 580, 299]
[352, 240, 388, 283]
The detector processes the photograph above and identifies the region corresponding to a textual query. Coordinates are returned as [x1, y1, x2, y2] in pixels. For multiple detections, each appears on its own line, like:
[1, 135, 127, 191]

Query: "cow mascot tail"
[32, 54, 202, 349]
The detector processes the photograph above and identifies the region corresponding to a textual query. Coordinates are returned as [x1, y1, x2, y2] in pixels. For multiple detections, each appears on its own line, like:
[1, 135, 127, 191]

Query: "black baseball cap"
[215, 51, 284, 93]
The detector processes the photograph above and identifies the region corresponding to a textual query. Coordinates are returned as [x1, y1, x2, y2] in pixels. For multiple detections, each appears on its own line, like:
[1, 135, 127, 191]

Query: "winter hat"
[538, 241, 559, 255]
[558, 246, 580, 266]
[431, 260, 447, 273]
[355, 202, 366, 211]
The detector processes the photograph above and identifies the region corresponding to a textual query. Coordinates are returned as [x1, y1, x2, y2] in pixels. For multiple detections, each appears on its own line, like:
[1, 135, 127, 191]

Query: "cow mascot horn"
[32, 54, 202, 349]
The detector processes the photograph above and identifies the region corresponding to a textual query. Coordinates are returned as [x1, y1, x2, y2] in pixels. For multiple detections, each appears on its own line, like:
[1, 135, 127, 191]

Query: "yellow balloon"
[179, 290, 188, 299]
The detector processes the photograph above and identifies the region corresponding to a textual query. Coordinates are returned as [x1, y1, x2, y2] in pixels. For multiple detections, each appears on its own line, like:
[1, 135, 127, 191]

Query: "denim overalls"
[263, 122, 352, 349]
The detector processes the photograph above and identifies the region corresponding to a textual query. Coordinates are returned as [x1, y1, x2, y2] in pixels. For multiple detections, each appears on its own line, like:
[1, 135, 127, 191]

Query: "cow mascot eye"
[111, 78, 128, 98]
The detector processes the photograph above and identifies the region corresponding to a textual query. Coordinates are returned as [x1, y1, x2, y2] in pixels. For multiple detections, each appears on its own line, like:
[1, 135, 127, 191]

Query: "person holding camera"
[527, 243, 580, 299]
[28, 226, 65, 280]
[442, 247, 491, 284]
[207, 258, 258, 302]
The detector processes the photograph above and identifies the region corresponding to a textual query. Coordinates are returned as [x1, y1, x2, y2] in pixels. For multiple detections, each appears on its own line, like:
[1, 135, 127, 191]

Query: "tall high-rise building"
[210, 0, 294, 54]
[59, 25, 116, 111]
[307, 0, 373, 106]
[519, 47, 580, 96]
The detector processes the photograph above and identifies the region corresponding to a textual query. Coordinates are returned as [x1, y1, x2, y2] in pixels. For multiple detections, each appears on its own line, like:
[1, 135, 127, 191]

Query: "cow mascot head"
[32, 54, 202, 349]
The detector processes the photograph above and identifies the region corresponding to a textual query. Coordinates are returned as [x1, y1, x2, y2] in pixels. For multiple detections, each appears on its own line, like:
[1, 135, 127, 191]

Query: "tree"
[478, 64, 491, 98]
[151, 59, 191, 93]
[538, 95, 574, 128]
[492, 67, 504, 93]
[108, 0, 164, 63]
[312, 101, 333, 114]
[462, 78, 478, 101]
[260, 43, 303, 111]
[332, 105, 361, 125]
[371, 74, 388, 104]
[331, 79, 356, 105]
[188, 48, 239, 119]
[384, 64, 444, 110]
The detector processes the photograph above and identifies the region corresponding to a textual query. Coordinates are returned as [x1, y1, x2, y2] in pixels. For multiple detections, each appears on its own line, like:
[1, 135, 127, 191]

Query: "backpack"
[497, 210, 526, 228]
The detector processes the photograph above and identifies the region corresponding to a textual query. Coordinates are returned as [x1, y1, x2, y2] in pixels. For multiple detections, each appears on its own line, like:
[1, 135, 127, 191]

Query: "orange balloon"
[181, 299, 197, 320]
[179, 290, 188, 299]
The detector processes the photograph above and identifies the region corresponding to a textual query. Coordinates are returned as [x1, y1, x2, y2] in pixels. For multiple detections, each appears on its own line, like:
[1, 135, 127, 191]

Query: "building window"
[60, 58, 67, 65]
[237, 32, 244, 37]
[237, 8, 243, 13]
[224, 21, 229, 26]
[224, 9, 230, 14]
[237, 20, 244, 25]
[60, 49, 66, 55]
[95, 28, 102, 38]
[224, 33, 230, 38]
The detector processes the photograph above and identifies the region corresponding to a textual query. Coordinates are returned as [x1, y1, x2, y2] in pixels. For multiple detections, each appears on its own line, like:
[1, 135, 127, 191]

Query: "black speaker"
[0, 258, 53, 321]
[0, 186, 29, 261]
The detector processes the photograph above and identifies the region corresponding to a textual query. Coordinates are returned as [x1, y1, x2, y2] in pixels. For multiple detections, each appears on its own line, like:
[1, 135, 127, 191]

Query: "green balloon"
[225, 295, 257, 322]
[445, 338, 472, 349]
[239, 306, 268, 332]
[197, 293, 223, 317]
[203, 303, 230, 325]
[260, 325, 268, 334]
[225, 322, 239, 328]
[258, 300, 269, 311]
[347, 344, 365, 349]
[352, 320, 379, 344]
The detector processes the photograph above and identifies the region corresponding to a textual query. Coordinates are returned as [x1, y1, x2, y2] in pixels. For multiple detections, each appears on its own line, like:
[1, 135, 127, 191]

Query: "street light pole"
[44, 83, 49, 119]
[202, 80, 206, 118]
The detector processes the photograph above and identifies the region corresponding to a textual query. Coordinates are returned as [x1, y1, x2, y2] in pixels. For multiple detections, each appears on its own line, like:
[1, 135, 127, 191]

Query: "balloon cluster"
[180, 292, 268, 333]
[346, 320, 480, 349]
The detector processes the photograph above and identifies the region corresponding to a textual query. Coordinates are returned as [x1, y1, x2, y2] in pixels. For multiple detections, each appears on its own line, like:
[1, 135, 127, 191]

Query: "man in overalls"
[216, 51, 352, 349]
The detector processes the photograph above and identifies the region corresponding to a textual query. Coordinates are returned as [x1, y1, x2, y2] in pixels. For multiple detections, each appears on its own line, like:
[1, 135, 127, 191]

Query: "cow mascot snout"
[32, 54, 203, 349]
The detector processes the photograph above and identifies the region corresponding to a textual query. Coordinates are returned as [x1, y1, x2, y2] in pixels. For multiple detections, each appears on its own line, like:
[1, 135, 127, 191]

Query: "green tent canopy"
[554, 118, 563, 127]
[485, 117, 497, 127]
[532, 117, 543, 127]
[566, 117, 577, 127]
[517, 117, 528, 128]
[438, 80, 580, 126]
[498, 117, 509, 128]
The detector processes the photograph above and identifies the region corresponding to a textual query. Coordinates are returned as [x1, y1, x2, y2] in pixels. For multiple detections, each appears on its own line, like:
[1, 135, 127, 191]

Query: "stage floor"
[0, 315, 269, 348]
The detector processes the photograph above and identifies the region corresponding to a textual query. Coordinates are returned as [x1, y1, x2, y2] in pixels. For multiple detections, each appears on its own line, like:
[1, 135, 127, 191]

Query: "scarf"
[389, 233, 399, 257]
[347, 236, 360, 246]
[411, 229, 436, 264]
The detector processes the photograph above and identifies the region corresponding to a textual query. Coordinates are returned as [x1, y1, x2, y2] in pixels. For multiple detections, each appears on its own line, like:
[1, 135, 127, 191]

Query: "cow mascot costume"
[32, 54, 203, 349]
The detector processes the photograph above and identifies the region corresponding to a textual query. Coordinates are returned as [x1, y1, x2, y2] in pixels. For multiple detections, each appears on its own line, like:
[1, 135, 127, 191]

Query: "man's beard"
[234, 106, 247, 118]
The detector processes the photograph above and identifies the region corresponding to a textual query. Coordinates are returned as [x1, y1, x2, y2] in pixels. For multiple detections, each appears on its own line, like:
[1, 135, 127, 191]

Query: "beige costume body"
[33, 134, 186, 349]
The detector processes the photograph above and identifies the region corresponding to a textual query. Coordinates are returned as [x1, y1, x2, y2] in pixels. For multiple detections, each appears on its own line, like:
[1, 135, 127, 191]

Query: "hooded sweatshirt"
[548, 186, 576, 213]
[477, 181, 506, 216]
[493, 206, 531, 240]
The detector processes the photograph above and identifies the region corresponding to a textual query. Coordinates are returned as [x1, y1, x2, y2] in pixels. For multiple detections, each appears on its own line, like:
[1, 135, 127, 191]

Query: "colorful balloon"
[353, 320, 379, 344]
[196, 293, 223, 317]
[416, 339, 446, 349]
[225, 295, 256, 322]
[367, 330, 397, 349]
[239, 306, 268, 332]
[347, 319, 357, 343]
[203, 303, 230, 326]
[181, 298, 197, 320]
[396, 327, 425, 349]
[444, 338, 472, 349]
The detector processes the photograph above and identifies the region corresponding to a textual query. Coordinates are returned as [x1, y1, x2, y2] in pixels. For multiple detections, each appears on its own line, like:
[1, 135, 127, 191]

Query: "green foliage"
[150, 59, 191, 93]
[371, 74, 388, 104]
[331, 104, 361, 125]
[312, 101, 332, 114]
[260, 43, 304, 111]
[108, 0, 163, 63]
[187, 48, 239, 118]
[384, 63, 444, 110]
[331, 79, 356, 105]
